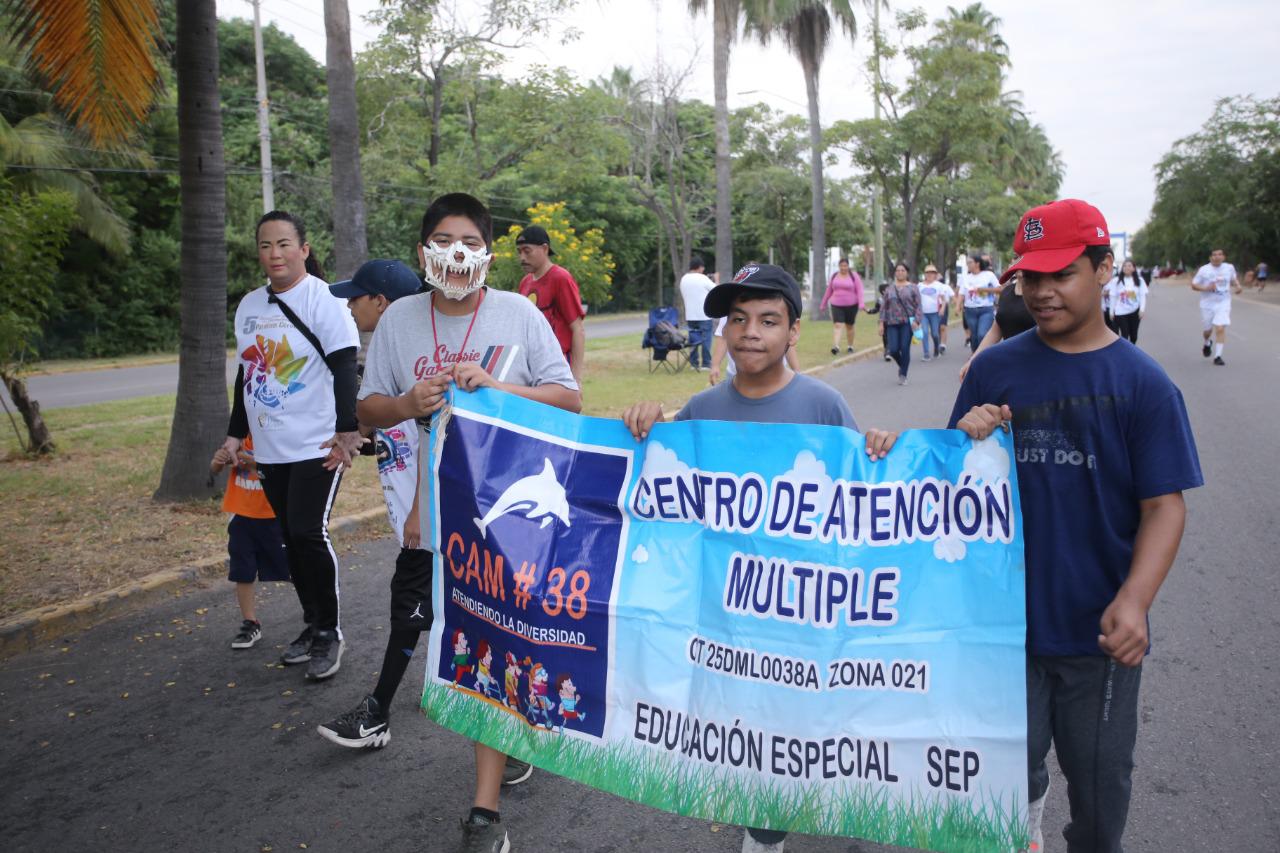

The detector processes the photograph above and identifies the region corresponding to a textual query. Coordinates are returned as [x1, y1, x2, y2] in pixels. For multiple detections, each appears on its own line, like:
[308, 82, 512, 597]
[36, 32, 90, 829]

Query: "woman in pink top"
[819, 257, 865, 355]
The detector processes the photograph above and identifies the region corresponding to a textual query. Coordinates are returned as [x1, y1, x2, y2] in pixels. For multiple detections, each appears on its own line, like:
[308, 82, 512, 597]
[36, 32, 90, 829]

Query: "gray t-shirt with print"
[675, 373, 858, 430]
[359, 287, 578, 403]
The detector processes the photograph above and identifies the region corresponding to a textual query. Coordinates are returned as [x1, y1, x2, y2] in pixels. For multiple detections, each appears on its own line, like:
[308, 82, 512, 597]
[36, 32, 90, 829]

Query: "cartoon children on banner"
[555, 674, 586, 733]
[450, 630, 473, 685]
[474, 640, 501, 700]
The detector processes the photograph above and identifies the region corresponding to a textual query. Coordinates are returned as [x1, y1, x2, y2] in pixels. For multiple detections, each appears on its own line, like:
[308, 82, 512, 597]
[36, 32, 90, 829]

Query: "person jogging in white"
[1191, 248, 1242, 366]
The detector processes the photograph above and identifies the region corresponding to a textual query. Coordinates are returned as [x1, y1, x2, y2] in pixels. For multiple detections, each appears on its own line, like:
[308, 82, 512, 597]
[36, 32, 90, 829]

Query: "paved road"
[1, 285, 1276, 852]
[6, 313, 648, 411]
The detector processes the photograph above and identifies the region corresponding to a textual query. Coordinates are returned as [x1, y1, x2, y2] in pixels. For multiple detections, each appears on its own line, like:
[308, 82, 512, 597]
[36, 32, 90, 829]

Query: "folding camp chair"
[641, 306, 691, 374]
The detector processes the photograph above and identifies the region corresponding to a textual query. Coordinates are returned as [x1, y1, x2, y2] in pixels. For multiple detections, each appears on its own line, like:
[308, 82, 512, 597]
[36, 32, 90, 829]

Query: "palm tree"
[324, 0, 368, 280]
[748, 1, 859, 318]
[154, 0, 229, 501]
[4, 0, 159, 454]
[4, 0, 162, 146]
[689, 0, 740, 283]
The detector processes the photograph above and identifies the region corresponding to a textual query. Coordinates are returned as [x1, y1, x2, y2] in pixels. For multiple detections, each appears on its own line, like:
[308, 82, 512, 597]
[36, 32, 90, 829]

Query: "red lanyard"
[429, 288, 486, 367]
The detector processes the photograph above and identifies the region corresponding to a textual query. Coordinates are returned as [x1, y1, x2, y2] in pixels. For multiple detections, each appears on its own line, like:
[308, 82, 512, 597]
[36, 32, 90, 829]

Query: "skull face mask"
[421, 239, 492, 300]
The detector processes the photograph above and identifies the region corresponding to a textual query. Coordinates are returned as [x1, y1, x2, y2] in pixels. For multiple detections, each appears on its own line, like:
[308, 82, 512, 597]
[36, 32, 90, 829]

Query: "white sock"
[1214, 342, 1224, 357]
[1026, 787, 1048, 851]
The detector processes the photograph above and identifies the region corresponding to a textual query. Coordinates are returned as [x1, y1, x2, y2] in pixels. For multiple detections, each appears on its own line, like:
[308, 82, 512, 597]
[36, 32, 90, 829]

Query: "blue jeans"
[884, 322, 912, 378]
[964, 305, 994, 352]
[686, 319, 712, 368]
[921, 312, 942, 357]
[1027, 655, 1142, 853]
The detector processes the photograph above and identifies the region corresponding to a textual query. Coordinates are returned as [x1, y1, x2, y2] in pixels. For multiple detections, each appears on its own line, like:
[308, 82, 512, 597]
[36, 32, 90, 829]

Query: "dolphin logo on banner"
[474, 458, 571, 537]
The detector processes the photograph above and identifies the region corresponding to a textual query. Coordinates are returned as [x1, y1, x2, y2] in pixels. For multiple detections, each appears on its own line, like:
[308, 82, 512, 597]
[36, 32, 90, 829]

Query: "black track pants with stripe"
[257, 458, 344, 637]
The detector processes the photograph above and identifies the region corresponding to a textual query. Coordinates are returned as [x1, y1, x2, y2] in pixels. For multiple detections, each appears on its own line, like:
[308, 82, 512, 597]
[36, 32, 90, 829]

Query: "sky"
[229, 0, 1280, 237]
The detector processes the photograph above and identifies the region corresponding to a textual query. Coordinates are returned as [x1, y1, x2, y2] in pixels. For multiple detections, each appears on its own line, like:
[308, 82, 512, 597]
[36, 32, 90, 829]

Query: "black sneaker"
[883, 353, 892, 362]
[830, 346, 839, 355]
[1203, 342, 1212, 357]
[230, 619, 261, 650]
[846, 346, 854, 353]
[280, 626, 313, 665]
[317, 695, 388, 748]
[502, 756, 533, 786]
[458, 816, 509, 853]
[304, 630, 343, 680]
[1213, 355, 1225, 366]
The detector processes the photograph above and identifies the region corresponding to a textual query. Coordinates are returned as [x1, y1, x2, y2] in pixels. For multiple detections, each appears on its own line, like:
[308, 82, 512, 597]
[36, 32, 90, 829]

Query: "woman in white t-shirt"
[220, 211, 362, 682]
[958, 254, 1000, 352]
[916, 264, 954, 360]
[1106, 259, 1148, 344]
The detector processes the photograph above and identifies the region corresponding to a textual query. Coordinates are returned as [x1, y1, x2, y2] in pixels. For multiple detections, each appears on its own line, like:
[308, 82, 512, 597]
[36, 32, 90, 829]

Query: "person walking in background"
[1256, 261, 1268, 291]
[678, 256, 716, 369]
[917, 264, 953, 361]
[959, 269, 1040, 381]
[878, 262, 923, 386]
[517, 224, 586, 383]
[818, 257, 864, 355]
[222, 210, 363, 682]
[209, 435, 288, 651]
[1191, 248, 1242, 366]
[957, 254, 1000, 352]
[1107, 259, 1148, 344]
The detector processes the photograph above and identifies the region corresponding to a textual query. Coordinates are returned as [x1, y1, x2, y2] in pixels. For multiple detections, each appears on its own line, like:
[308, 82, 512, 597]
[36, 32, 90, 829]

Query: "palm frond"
[5, 0, 162, 145]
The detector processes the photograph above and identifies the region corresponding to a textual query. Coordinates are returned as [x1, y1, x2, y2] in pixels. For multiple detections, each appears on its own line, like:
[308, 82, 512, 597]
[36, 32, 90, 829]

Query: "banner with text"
[421, 389, 1028, 853]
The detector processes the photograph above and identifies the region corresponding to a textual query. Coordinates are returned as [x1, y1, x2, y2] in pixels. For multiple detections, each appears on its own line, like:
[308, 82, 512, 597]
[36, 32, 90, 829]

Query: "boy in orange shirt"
[210, 435, 290, 649]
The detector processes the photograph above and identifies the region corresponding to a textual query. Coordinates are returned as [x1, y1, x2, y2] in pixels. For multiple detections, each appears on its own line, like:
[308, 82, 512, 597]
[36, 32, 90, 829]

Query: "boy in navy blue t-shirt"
[950, 199, 1202, 852]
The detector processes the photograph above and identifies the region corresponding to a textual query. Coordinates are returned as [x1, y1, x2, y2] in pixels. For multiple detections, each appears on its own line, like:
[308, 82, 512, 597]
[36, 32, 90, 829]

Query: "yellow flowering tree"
[488, 201, 616, 307]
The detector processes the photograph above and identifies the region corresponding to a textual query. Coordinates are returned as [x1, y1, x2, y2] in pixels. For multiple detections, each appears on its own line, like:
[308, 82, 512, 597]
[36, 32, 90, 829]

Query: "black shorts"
[830, 304, 858, 325]
[227, 515, 290, 583]
[391, 547, 434, 632]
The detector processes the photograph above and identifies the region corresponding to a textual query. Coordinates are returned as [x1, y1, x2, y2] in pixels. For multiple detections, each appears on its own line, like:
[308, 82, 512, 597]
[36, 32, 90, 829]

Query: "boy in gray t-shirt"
[345, 193, 579, 853]
[622, 264, 896, 853]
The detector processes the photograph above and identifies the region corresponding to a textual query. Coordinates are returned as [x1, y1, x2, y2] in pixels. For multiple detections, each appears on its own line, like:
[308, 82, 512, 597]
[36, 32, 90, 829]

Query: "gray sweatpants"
[1028, 655, 1143, 853]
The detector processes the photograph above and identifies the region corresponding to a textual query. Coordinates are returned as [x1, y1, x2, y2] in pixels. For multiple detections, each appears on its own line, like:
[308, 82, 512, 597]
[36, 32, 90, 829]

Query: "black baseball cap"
[515, 224, 555, 256]
[329, 259, 422, 301]
[703, 263, 803, 319]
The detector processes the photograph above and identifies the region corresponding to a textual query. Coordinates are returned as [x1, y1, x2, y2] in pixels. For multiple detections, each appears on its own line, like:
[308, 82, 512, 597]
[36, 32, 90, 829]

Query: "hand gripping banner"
[421, 389, 1028, 853]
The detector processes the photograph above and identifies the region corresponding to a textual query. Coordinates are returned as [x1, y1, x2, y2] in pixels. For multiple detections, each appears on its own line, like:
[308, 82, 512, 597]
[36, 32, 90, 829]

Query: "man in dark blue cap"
[318, 259, 428, 750]
[329, 258, 423, 334]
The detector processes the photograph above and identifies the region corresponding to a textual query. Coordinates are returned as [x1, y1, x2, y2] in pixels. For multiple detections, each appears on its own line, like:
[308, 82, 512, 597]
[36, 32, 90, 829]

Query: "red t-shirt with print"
[518, 264, 584, 355]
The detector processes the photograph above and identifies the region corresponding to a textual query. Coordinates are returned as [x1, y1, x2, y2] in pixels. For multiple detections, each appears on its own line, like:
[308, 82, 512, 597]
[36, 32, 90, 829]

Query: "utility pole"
[871, 0, 884, 297]
[251, 0, 275, 212]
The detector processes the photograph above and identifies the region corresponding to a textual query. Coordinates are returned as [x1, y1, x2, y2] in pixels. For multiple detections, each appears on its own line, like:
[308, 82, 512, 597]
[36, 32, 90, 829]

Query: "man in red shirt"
[517, 225, 585, 381]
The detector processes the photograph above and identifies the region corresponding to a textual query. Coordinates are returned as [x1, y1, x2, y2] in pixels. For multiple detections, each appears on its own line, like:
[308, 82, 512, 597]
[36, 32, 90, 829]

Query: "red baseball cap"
[1000, 199, 1111, 284]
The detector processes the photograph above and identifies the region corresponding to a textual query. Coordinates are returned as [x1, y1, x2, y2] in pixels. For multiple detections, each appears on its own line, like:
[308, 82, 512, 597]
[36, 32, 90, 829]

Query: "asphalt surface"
[1, 283, 1276, 852]
[6, 313, 648, 411]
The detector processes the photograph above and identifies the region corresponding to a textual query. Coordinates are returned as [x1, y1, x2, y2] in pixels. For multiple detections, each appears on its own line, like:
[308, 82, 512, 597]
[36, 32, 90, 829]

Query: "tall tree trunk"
[712, 0, 735, 283]
[803, 56, 825, 320]
[155, 0, 228, 502]
[1, 371, 54, 455]
[324, 0, 368, 281]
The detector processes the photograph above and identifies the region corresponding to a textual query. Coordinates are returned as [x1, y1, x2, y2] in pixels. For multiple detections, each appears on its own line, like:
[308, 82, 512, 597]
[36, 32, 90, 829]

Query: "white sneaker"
[741, 831, 784, 853]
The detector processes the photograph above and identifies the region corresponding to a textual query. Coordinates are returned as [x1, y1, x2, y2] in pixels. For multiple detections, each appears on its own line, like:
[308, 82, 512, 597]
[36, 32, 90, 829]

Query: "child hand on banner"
[622, 401, 666, 441]
[954, 403, 1013, 440]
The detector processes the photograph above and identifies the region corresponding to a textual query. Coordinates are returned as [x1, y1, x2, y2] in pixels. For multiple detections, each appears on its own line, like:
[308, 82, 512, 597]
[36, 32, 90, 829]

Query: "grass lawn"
[0, 311, 888, 621]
